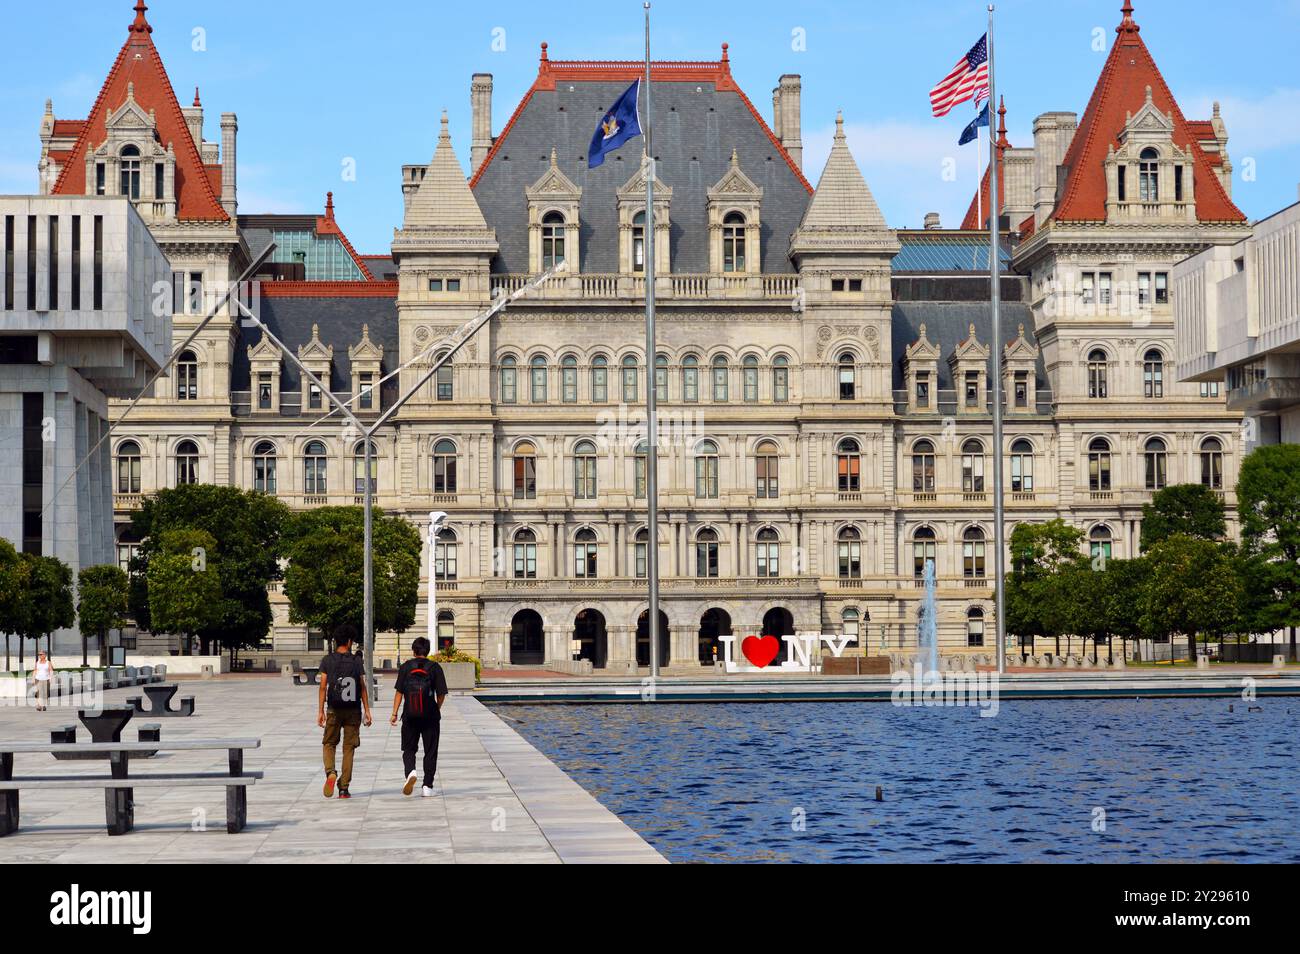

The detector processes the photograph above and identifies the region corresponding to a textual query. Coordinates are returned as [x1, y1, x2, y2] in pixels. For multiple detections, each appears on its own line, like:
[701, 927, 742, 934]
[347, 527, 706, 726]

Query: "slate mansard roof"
[469, 48, 814, 274]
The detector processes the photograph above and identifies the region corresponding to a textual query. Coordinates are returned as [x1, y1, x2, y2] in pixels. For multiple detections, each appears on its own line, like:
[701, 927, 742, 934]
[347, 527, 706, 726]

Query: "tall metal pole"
[364, 437, 375, 699]
[988, 4, 1007, 675]
[643, 1, 663, 678]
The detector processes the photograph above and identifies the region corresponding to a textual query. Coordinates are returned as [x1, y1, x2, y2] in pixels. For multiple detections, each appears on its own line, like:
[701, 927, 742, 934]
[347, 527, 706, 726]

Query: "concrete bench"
[0, 737, 262, 836]
[126, 684, 195, 717]
[293, 667, 320, 686]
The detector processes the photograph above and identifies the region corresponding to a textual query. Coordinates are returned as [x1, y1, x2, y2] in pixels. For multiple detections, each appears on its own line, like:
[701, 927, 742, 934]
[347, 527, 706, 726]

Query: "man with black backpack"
[390, 636, 449, 797]
[317, 623, 373, 799]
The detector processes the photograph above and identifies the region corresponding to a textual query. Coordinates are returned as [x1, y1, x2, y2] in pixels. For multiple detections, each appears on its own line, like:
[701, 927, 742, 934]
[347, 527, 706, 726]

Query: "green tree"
[1139, 483, 1226, 550]
[146, 528, 222, 656]
[283, 506, 421, 641]
[77, 564, 129, 667]
[131, 485, 289, 656]
[12, 554, 75, 668]
[1005, 520, 1085, 657]
[1142, 534, 1242, 663]
[1237, 443, 1300, 660]
[1103, 557, 1150, 662]
[0, 539, 30, 671]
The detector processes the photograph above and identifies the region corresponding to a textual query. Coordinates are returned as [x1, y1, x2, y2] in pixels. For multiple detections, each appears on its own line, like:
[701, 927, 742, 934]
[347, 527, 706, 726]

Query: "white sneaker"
[403, 771, 418, 796]
[421, 785, 434, 797]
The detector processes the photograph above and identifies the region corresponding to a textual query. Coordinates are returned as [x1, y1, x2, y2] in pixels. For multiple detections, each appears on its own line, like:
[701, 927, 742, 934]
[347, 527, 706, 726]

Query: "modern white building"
[0, 194, 172, 652]
[1175, 199, 1300, 445]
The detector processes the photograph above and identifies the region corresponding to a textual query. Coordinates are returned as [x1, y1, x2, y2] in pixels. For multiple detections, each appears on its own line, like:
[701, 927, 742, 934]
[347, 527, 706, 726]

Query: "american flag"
[930, 33, 989, 118]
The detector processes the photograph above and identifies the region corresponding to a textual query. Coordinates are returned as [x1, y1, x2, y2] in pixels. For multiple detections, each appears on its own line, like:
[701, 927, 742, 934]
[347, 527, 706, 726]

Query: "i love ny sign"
[717, 633, 853, 673]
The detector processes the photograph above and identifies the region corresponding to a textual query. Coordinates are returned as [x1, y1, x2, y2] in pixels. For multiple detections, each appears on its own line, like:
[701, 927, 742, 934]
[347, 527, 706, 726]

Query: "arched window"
[432, 438, 457, 494]
[842, 607, 861, 648]
[253, 440, 277, 495]
[1087, 349, 1108, 399]
[695, 528, 720, 578]
[621, 355, 639, 403]
[512, 528, 537, 579]
[755, 440, 779, 499]
[1088, 437, 1112, 491]
[837, 526, 862, 579]
[176, 350, 198, 400]
[561, 354, 578, 403]
[435, 527, 458, 581]
[756, 527, 780, 578]
[435, 351, 453, 401]
[695, 440, 719, 499]
[1200, 437, 1223, 489]
[591, 354, 609, 403]
[116, 440, 141, 494]
[436, 610, 455, 651]
[574, 527, 598, 579]
[912, 439, 936, 493]
[353, 440, 377, 494]
[838, 352, 856, 400]
[912, 526, 937, 579]
[529, 355, 547, 403]
[119, 144, 141, 200]
[1010, 438, 1034, 493]
[837, 438, 861, 493]
[175, 440, 199, 486]
[634, 528, 649, 579]
[1144, 437, 1167, 490]
[303, 440, 327, 494]
[743, 354, 760, 403]
[722, 211, 746, 272]
[655, 353, 669, 403]
[1090, 525, 1113, 562]
[499, 355, 518, 404]
[513, 441, 537, 500]
[961, 438, 985, 493]
[633, 441, 648, 499]
[962, 526, 986, 578]
[1139, 147, 1159, 202]
[573, 440, 597, 499]
[541, 211, 566, 270]
[966, 607, 985, 647]
[711, 355, 729, 402]
[682, 354, 700, 403]
[632, 210, 646, 273]
[772, 355, 790, 403]
[1143, 349, 1164, 398]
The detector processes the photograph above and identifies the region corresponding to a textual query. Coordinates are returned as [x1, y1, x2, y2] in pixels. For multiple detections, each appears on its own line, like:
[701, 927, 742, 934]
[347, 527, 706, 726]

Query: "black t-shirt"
[320, 652, 364, 710]
[394, 657, 449, 720]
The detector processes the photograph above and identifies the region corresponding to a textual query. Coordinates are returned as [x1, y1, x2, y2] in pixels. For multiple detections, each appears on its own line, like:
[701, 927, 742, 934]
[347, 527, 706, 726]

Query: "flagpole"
[987, 4, 1007, 676]
[643, 1, 663, 678]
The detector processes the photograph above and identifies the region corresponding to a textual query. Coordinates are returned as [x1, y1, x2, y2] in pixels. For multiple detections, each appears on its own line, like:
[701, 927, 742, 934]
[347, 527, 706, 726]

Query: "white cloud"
[1184, 88, 1300, 154]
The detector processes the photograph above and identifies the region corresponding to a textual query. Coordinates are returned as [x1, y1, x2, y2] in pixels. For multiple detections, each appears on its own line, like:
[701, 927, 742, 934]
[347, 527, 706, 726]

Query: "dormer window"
[632, 211, 646, 273]
[119, 145, 141, 200]
[722, 212, 747, 272]
[1139, 148, 1159, 202]
[541, 211, 566, 270]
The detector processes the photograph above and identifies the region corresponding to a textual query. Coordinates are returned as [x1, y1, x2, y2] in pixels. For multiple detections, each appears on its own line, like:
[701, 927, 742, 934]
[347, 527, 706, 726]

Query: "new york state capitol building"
[33, 3, 1250, 669]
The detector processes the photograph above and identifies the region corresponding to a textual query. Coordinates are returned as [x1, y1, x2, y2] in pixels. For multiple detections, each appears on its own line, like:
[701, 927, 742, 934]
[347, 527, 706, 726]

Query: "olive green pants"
[322, 708, 362, 788]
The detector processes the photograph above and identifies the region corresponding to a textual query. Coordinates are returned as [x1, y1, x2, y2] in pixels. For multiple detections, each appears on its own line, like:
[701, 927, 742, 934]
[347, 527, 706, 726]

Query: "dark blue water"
[495, 699, 1300, 863]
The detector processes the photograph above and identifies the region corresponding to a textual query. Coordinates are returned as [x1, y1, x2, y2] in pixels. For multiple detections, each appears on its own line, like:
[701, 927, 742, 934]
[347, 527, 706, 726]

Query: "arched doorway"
[509, 609, 545, 666]
[636, 610, 670, 668]
[699, 608, 732, 665]
[574, 609, 608, 669]
[761, 607, 795, 666]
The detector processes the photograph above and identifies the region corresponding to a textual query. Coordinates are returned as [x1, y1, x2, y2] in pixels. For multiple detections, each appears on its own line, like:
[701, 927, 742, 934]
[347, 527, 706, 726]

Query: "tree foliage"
[1139, 483, 1227, 550]
[1237, 444, 1300, 636]
[146, 528, 222, 655]
[1141, 534, 1242, 662]
[10, 554, 75, 668]
[77, 564, 129, 666]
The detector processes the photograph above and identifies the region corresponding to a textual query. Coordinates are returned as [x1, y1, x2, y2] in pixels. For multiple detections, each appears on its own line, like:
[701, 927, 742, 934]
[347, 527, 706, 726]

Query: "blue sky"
[2, 0, 1297, 253]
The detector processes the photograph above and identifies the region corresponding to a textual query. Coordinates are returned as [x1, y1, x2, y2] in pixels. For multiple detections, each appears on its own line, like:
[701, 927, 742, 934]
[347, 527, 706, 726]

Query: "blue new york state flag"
[588, 80, 643, 168]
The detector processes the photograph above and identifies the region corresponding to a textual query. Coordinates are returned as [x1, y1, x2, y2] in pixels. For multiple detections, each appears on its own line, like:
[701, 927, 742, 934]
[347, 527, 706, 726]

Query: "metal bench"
[0, 738, 262, 836]
[126, 684, 195, 717]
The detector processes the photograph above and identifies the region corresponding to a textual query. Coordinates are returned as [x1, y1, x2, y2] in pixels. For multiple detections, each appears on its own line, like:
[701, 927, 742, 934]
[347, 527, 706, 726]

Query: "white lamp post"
[427, 511, 448, 650]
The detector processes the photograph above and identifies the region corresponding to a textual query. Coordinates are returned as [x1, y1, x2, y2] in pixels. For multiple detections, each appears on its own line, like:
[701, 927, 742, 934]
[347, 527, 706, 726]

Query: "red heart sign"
[742, 634, 780, 668]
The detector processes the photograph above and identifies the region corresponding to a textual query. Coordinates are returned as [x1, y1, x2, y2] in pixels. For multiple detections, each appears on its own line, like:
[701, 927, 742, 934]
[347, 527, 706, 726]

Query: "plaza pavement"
[0, 676, 665, 864]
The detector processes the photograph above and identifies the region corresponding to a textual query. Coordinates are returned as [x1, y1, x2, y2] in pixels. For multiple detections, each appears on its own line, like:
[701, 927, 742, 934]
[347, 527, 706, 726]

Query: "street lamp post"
[427, 510, 447, 651]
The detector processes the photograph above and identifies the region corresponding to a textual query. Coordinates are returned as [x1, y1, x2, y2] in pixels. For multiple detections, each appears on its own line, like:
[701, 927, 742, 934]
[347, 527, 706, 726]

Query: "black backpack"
[326, 653, 362, 709]
[403, 659, 437, 719]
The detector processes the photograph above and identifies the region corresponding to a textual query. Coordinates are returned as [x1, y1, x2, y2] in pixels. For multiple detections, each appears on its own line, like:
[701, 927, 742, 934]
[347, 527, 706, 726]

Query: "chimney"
[470, 73, 493, 174]
[924, 212, 942, 230]
[775, 74, 802, 170]
[1031, 111, 1076, 228]
[220, 112, 238, 216]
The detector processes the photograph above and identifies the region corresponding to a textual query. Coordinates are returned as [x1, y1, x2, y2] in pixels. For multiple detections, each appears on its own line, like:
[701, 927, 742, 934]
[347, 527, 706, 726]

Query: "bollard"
[875, 786, 883, 802]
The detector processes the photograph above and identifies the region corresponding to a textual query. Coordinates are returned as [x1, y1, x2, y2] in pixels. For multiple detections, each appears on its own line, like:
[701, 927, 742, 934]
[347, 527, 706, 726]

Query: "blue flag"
[588, 80, 643, 168]
[958, 102, 989, 146]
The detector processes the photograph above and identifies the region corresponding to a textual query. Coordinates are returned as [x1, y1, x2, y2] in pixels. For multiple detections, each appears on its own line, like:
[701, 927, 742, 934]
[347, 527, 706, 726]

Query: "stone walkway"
[0, 676, 664, 864]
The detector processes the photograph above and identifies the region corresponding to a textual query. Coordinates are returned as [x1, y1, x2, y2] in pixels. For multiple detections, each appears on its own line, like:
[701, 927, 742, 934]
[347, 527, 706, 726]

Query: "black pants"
[401, 717, 441, 788]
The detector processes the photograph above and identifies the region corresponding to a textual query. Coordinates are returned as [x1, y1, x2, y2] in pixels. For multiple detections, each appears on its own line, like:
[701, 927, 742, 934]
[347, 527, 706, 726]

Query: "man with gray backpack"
[317, 623, 372, 799]
[390, 636, 449, 797]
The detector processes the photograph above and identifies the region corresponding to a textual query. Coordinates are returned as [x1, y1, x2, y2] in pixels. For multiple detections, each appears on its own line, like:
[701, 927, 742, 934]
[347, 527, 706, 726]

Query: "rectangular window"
[428, 279, 443, 292]
[93, 216, 103, 310]
[308, 382, 322, 409]
[155, 163, 164, 201]
[1080, 271, 1095, 305]
[592, 365, 607, 403]
[3, 216, 12, 310]
[915, 371, 929, 409]
[257, 372, 272, 409]
[1175, 166, 1184, 202]
[1014, 371, 1028, 408]
[831, 278, 846, 292]
[21, 393, 43, 554]
[964, 370, 979, 408]
[70, 215, 80, 310]
[1117, 166, 1126, 202]
[446, 278, 461, 292]
[95, 163, 105, 195]
[848, 278, 863, 292]
[1200, 381, 1220, 398]
[1155, 272, 1168, 304]
[1099, 272, 1112, 305]
[1138, 272, 1151, 305]
[683, 366, 698, 402]
[562, 365, 577, 403]
[47, 216, 58, 310]
[358, 373, 374, 409]
[26, 216, 36, 310]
